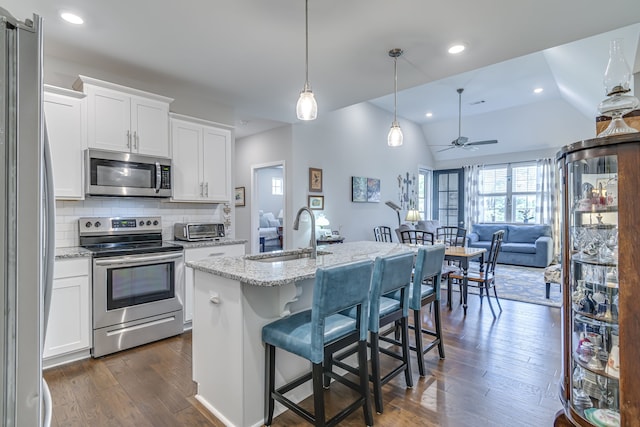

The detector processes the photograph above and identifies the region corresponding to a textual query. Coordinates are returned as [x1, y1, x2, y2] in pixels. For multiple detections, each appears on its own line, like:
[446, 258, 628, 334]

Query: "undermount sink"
[246, 250, 331, 263]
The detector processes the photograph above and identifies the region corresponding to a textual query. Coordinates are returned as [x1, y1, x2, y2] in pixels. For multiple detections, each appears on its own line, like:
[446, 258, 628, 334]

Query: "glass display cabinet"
[555, 133, 640, 427]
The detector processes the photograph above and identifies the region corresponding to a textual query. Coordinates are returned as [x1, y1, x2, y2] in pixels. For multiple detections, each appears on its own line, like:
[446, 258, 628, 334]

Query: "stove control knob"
[139, 221, 144, 226]
[146, 220, 152, 226]
[95, 221, 101, 228]
[153, 220, 159, 226]
[85, 221, 92, 228]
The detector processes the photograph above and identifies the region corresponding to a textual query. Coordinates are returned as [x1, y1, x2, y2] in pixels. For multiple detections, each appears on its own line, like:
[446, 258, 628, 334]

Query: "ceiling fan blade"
[465, 139, 498, 146]
[437, 145, 456, 153]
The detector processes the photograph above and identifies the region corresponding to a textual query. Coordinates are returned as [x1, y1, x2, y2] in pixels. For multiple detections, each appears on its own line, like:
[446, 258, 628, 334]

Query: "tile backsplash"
[56, 199, 229, 248]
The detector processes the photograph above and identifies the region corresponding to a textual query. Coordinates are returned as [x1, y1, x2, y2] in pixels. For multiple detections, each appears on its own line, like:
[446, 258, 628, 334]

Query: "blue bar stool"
[262, 259, 374, 427]
[401, 245, 446, 376]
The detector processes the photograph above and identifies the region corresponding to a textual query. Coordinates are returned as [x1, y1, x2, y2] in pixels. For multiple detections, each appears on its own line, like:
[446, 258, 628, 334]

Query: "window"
[271, 177, 283, 195]
[417, 168, 432, 221]
[479, 163, 537, 223]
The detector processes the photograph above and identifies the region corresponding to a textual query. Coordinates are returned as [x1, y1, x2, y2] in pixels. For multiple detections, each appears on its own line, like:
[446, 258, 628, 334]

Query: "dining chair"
[436, 226, 467, 247]
[447, 229, 505, 318]
[399, 229, 434, 245]
[329, 251, 414, 414]
[262, 260, 374, 426]
[373, 226, 393, 242]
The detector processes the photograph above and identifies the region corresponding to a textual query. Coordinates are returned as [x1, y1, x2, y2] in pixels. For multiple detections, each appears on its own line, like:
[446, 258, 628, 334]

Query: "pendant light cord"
[304, 0, 309, 86]
[393, 56, 397, 122]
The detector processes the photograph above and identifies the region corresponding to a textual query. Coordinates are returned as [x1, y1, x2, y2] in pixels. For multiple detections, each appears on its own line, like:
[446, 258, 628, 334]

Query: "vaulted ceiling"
[4, 0, 640, 160]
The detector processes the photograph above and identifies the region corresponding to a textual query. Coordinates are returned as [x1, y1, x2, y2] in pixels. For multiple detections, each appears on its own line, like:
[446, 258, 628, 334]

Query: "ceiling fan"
[437, 88, 498, 152]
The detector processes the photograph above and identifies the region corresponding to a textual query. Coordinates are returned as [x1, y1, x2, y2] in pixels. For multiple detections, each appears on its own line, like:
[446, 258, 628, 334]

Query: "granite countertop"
[187, 241, 414, 287]
[172, 238, 247, 249]
[55, 246, 93, 259]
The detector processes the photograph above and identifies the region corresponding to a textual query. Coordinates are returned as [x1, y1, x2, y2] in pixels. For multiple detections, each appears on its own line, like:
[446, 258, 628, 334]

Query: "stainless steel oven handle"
[94, 251, 184, 266]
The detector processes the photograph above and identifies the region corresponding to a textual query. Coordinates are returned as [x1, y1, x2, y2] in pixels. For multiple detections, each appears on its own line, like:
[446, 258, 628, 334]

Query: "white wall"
[286, 102, 435, 249]
[235, 126, 293, 250]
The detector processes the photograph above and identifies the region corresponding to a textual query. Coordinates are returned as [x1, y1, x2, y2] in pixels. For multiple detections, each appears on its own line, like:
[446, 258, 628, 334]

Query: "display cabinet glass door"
[566, 152, 619, 424]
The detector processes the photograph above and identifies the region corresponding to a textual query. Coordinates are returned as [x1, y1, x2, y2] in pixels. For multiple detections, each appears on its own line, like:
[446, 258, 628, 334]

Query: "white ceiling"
[3, 1, 640, 151]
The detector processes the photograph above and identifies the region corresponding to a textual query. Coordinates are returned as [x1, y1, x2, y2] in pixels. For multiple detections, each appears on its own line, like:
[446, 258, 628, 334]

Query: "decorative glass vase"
[597, 38, 639, 137]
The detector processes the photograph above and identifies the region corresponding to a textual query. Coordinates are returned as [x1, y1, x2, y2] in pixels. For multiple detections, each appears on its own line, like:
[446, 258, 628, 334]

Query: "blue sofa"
[466, 223, 553, 268]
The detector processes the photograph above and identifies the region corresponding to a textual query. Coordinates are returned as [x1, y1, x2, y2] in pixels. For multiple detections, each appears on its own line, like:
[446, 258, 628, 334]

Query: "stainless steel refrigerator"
[0, 7, 55, 426]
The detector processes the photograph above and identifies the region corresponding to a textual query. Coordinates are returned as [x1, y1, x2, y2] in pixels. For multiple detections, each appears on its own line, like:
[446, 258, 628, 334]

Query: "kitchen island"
[187, 241, 413, 427]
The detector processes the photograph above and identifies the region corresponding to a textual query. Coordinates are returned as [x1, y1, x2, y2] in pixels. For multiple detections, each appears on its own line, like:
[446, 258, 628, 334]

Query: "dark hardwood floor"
[45, 297, 563, 426]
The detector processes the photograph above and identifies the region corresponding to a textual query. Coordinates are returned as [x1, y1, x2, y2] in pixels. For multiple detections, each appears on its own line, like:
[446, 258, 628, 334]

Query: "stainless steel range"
[79, 216, 184, 357]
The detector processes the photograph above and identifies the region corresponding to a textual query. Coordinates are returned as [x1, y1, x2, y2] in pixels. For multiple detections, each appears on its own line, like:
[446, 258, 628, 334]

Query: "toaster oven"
[174, 223, 225, 241]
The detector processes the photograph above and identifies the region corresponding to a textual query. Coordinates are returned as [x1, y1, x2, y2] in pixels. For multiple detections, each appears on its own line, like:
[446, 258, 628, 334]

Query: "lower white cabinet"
[43, 258, 91, 367]
[183, 244, 245, 325]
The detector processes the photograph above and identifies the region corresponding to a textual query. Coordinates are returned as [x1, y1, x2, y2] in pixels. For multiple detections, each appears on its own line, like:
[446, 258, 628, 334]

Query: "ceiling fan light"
[296, 86, 317, 120]
[387, 121, 403, 147]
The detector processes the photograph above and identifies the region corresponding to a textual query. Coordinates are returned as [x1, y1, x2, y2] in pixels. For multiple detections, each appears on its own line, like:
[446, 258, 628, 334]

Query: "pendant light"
[296, 0, 317, 120]
[387, 48, 403, 147]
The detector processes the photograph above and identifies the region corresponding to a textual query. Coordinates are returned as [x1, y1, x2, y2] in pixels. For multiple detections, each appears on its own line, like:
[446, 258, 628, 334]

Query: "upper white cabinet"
[73, 75, 173, 158]
[170, 113, 232, 202]
[43, 85, 86, 200]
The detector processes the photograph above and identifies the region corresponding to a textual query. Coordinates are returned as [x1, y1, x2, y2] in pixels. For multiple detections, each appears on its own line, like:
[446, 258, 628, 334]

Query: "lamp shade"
[316, 215, 330, 227]
[387, 121, 403, 147]
[296, 87, 317, 120]
[405, 209, 421, 222]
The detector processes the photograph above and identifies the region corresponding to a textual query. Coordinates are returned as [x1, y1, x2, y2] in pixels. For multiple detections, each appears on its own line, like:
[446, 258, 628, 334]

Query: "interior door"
[433, 169, 465, 228]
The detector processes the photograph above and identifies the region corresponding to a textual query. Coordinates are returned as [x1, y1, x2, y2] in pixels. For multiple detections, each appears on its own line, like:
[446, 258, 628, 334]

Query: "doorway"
[433, 169, 465, 228]
[250, 161, 285, 254]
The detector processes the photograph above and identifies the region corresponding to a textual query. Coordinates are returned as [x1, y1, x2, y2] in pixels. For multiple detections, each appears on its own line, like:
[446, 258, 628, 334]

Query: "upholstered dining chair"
[262, 260, 374, 427]
[373, 226, 393, 242]
[330, 251, 414, 414]
[447, 229, 505, 318]
[436, 226, 467, 247]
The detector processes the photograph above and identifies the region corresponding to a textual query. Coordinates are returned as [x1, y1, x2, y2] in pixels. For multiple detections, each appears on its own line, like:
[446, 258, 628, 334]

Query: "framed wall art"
[308, 195, 324, 210]
[352, 176, 380, 203]
[234, 187, 245, 207]
[309, 167, 323, 192]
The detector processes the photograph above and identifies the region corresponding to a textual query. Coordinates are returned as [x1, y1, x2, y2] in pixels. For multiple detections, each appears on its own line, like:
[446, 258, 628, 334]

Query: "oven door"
[92, 251, 184, 330]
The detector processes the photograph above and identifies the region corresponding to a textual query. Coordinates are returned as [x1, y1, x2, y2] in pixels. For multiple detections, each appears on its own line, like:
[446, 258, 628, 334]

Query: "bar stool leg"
[370, 331, 383, 414]
[433, 302, 445, 359]
[264, 344, 275, 426]
[358, 340, 374, 426]
[312, 363, 326, 426]
[413, 309, 426, 377]
[400, 316, 414, 387]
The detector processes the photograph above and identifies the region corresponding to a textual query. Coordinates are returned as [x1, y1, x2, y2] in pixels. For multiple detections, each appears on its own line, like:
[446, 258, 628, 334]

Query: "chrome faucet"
[293, 206, 317, 259]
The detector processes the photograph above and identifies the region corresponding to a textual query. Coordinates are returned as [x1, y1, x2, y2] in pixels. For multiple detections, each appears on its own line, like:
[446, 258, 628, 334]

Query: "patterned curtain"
[536, 158, 560, 259]
[463, 164, 483, 230]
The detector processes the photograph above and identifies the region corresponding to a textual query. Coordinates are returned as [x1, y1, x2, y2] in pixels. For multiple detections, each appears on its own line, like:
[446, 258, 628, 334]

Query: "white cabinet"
[43, 85, 86, 200]
[73, 75, 173, 158]
[43, 258, 91, 367]
[171, 114, 232, 202]
[183, 244, 245, 325]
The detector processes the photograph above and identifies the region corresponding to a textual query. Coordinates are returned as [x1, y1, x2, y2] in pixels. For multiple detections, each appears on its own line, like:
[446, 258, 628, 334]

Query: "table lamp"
[316, 215, 330, 237]
[405, 209, 421, 226]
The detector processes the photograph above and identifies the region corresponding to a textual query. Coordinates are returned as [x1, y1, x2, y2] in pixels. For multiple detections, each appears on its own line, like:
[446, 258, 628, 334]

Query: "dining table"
[444, 246, 487, 315]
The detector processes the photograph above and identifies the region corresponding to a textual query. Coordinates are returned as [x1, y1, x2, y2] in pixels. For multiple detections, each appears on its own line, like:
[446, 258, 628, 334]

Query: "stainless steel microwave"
[85, 149, 172, 198]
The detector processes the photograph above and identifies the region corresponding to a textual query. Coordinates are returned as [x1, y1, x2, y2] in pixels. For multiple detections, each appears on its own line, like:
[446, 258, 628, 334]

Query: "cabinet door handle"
[205, 182, 209, 197]
[133, 131, 138, 150]
[126, 130, 131, 149]
[200, 182, 204, 197]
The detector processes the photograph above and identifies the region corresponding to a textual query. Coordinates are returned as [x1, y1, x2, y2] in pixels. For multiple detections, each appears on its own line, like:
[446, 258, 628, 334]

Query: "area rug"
[443, 262, 561, 308]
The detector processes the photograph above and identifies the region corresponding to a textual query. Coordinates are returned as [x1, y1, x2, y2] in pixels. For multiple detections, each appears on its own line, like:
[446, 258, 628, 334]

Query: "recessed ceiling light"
[448, 44, 466, 55]
[425, 112, 433, 118]
[534, 87, 544, 94]
[60, 11, 84, 25]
